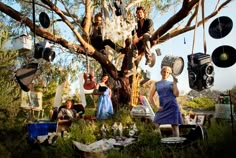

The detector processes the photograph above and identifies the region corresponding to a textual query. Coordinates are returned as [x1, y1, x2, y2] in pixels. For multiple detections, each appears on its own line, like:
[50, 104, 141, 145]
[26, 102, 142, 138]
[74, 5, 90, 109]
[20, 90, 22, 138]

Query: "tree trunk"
[0, 0, 232, 105]
[111, 77, 132, 111]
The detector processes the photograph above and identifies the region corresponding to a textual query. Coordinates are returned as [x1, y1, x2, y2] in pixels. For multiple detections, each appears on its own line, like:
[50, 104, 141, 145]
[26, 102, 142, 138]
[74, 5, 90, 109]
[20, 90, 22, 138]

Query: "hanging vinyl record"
[39, 12, 50, 28]
[208, 16, 233, 39]
[211, 45, 236, 68]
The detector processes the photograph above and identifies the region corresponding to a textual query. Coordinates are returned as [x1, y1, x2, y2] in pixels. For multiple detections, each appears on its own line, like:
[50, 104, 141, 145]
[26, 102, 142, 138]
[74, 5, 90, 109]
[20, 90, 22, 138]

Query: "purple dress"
[153, 80, 183, 125]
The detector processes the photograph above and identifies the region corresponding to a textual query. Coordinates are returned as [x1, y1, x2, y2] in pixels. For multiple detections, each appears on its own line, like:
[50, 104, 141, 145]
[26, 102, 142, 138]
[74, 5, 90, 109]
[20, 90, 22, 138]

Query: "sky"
[138, 0, 236, 93]
[4, 0, 235, 95]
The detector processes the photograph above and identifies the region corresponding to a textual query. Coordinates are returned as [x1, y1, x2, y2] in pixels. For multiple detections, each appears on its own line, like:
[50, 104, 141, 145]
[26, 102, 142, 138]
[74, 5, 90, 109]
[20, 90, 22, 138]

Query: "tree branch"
[126, 0, 144, 11]
[24, 0, 82, 21]
[60, 0, 86, 37]
[157, 0, 232, 45]
[151, 0, 200, 43]
[0, 2, 84, 53]
[186, 5, 198, 27]
[41, 0, 95, 54]
[0, 0, 232, 82]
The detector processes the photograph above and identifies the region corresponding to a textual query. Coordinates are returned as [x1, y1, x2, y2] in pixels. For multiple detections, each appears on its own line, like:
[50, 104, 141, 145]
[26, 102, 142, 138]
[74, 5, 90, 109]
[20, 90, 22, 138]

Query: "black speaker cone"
[212, 45, 236, 68]
[39, 12, 50, 28]
[209, 16, 233, 39]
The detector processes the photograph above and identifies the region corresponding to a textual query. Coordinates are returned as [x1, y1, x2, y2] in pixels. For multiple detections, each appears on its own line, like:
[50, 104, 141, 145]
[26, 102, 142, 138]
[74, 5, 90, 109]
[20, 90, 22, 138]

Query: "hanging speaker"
[39, 12, 50, 28]
[161, 55, 184, 76]
[211, 45, 236, 68]
[15, 63, 38, 92]
[208, 16, 233, 39]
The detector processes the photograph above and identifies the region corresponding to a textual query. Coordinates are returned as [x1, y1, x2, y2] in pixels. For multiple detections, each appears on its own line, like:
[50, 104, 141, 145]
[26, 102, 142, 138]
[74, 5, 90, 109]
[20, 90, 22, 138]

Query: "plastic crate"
[26, 121, 57, 144]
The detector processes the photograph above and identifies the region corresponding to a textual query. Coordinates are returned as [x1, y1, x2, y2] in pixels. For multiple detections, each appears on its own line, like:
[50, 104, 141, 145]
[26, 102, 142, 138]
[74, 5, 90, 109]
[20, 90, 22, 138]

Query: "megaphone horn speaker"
[15, 63, 38, 92]
[212, 45, 236, 68]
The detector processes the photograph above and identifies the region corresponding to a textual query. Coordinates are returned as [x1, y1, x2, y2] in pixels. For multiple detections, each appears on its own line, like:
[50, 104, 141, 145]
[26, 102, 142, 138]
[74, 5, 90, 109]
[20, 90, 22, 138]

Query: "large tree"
[0, 23, 21, 127]
[0, 0, 232, 104]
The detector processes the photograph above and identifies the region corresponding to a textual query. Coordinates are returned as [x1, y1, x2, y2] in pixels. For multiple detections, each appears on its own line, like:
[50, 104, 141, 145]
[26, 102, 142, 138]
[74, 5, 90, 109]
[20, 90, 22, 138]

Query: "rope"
[191, 0, 202, 58]
[52, 0, 57, 45]
[191, 0, 206, 62]
[32, 0, 36, 51]
[201, 0, 207, 54]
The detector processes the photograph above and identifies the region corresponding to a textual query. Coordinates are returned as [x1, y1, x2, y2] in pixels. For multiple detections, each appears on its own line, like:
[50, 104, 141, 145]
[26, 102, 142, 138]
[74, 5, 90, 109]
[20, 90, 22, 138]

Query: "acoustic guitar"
[83, 72, 96, 90]
[83, 49, 96, 90]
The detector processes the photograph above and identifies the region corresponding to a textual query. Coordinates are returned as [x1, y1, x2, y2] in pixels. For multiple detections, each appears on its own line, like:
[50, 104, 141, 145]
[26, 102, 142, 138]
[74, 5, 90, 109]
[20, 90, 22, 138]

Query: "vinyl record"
[209, 16, 233, 39]
[212, 45, 236, 68]
[39, 12, 50, 28]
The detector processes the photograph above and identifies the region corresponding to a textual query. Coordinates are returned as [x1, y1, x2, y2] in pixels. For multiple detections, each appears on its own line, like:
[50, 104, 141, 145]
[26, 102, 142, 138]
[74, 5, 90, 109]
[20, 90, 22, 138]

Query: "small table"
[161, 137, 186, 144]
[21, 106, 44, 120]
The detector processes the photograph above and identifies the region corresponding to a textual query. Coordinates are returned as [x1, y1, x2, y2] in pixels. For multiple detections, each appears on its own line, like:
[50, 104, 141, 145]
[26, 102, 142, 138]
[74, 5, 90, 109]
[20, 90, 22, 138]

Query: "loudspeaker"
[161, 55, 184, 76]
[209, 16, 233, 39]
[212, 45, 236, 68]
[39, 12, 50, 28]
[15, 63, 38, 92]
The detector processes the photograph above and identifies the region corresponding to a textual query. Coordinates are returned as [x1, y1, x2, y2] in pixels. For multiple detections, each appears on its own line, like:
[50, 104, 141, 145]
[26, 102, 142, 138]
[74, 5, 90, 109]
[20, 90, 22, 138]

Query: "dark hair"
[101, 73, 108, 78]
[136, 6, 145, 14]
[101, 74, 110, 87]
[94, 12, 102, 20]
[66, 99, 74, 105]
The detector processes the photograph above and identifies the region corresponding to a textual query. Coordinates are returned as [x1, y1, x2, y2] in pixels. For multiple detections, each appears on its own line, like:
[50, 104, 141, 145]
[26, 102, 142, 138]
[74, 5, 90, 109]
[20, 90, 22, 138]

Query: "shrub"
[185, 97, 215, 110]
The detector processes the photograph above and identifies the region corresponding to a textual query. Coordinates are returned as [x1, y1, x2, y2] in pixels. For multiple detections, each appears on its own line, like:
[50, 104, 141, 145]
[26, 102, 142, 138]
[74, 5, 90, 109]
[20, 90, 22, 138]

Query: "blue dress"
[96, 85, 114, 120]
[153, 80, 183, 125]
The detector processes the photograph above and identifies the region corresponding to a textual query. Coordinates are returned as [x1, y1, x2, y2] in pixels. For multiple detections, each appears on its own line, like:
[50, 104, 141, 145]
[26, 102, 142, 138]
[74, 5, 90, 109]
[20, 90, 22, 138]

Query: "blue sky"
[6, 0, 235, 94]
[139, 0, 236, 93]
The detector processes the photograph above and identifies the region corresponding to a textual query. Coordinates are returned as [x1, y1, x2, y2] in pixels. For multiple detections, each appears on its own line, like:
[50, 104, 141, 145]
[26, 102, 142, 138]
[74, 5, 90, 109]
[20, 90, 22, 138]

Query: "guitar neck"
[85, 49, 90, 73]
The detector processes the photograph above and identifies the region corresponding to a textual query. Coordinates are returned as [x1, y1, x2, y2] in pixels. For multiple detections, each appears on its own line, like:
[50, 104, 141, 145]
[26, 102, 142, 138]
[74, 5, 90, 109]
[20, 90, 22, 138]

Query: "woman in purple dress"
[94, 74, 114, 120]
[149, 66, 183, 137]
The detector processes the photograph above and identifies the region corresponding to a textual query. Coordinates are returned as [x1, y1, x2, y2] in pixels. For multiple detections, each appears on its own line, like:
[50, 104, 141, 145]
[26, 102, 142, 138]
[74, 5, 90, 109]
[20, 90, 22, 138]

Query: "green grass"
[0, 107, 236, 158]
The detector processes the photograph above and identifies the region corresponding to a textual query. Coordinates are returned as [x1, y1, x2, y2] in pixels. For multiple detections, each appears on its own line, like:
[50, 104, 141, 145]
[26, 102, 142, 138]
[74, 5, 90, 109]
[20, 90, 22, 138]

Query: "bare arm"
[172, 76, 179, 97]
[148, 82, 158, 110]
[109, 88, 112, 98]
[93, 83, 103, 95]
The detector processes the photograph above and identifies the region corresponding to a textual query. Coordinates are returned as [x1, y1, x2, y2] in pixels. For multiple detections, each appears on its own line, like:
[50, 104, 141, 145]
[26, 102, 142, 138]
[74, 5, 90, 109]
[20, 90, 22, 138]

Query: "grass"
[0, 107, 235, 158]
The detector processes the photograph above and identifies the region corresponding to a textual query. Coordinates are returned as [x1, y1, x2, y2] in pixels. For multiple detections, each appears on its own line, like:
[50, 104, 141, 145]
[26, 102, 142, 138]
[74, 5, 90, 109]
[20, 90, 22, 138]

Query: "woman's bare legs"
[171, 125, 179, 137]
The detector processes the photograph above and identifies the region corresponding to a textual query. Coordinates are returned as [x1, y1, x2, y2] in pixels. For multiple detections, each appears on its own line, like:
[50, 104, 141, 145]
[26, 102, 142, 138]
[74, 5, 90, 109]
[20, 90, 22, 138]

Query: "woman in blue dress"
[149, 66, 183, 137]
[94, 74, 114, 120]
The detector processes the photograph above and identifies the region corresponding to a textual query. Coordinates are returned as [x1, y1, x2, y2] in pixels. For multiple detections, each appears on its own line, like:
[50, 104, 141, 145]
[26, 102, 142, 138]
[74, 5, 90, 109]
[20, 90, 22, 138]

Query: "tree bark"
[0, 0, 232, 105]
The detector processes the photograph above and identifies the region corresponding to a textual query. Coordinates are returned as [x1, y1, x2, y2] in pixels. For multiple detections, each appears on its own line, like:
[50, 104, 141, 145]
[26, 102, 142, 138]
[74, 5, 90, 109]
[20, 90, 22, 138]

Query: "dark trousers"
[91, 38, 117, 52]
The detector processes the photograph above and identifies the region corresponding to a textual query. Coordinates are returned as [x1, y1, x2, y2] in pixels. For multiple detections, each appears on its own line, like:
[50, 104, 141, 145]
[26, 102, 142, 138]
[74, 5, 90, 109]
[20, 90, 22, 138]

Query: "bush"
[1, 106, 236, 158]
[185, 97, 215, 110]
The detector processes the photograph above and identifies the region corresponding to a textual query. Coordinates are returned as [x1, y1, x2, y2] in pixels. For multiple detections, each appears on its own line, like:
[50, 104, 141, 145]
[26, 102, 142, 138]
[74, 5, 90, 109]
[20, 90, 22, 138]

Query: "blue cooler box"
[27, 121, 57, 144]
